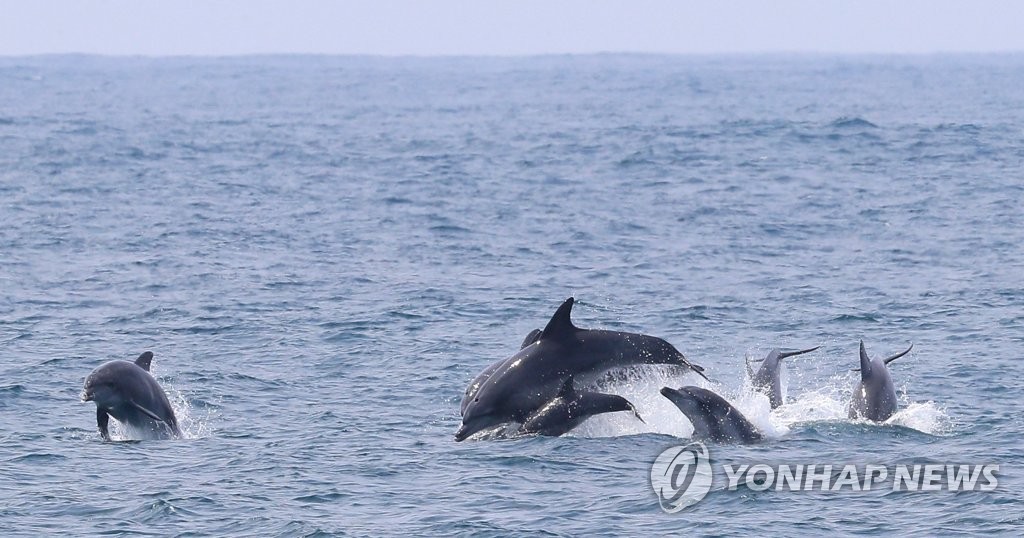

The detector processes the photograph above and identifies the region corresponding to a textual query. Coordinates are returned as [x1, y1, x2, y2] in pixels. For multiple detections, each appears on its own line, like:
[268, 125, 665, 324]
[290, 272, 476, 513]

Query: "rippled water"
[1, 54, 1022, 536]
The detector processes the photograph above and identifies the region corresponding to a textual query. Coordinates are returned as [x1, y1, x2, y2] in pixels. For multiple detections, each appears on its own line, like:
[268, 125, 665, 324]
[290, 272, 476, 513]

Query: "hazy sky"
[2, 0, 1023, 56]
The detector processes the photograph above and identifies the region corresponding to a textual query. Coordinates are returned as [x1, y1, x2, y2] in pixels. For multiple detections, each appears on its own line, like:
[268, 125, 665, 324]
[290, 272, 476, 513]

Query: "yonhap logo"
[650, 442, 713, 512]
[649, 443, 999, 512]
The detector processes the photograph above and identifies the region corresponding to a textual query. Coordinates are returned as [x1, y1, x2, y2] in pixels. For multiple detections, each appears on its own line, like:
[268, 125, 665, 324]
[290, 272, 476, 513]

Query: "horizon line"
[3, 50, 1024, 60]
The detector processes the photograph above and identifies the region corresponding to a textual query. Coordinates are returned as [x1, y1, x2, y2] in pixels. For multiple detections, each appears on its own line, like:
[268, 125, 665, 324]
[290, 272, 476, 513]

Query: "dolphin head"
[457, 375, 511, 441]
[660, 387, 706, 416]
[660, 386, 716, 439]
[455, 401, 502, 442]
[460, 374, 489, 417]
[456, 342, 550, 441]
[660, 386, 715, 418]
[661, 386, 763, 443]
[82, 361, 129, 408]
[460, 357, 512, 417]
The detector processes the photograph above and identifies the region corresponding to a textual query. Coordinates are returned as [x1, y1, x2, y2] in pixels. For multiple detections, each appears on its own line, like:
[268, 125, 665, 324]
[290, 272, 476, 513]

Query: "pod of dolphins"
[456, 297, 918, 444]
[79, 296, 916, 443]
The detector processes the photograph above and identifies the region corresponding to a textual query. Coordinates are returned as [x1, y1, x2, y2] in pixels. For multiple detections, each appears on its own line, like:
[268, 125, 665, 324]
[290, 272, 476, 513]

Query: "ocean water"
[0, 54, 1022, 536]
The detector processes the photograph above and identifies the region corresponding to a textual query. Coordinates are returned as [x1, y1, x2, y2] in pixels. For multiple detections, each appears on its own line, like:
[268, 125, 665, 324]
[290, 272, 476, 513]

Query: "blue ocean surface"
[0, 54, 1022, 536]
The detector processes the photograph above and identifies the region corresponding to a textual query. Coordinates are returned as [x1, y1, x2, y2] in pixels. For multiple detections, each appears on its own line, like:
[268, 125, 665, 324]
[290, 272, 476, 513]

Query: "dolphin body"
[848, 341, 913, 422]
[519, 376, 644, 437]
[660, 386, 763, 444]
[746, 346, 820, 409]
[456, 297, 706, 441]
[81, 352, 182, 440]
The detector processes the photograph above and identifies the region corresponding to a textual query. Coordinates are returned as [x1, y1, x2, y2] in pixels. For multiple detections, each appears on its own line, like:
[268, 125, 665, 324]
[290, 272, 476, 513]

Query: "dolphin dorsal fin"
[541, 297, 578, 340]
[520, 328, 543, 349]
[558, 376, 576, 399]
[134, 351, 154, 371]
[858, 341, 872, 376]
[884, 343, 914, 365]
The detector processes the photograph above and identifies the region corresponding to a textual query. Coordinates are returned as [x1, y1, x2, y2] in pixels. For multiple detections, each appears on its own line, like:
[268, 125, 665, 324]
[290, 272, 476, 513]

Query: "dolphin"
[746, 346, 820, 409]
[460, 328, 545, 416]
[456, 297, 706, 441]
[81, 351, 182, 440]
[519, 376, 644, 437]
[848, 341, 913, 422]
[660, 386, 763, 444]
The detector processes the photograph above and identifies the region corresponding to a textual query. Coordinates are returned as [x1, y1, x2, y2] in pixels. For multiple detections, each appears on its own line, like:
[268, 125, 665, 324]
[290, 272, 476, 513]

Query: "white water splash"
[103, 380, 215, 441]
[569, 366, 696, 439]
[166, 384, 217, 440]
[571, 366, 953, 439]
[885, 401, 954, 434]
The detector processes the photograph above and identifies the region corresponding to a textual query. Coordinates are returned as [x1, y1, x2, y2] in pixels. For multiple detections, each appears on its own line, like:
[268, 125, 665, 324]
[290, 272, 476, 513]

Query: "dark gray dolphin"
[746, 346, 820, 409]
[660, 386, 763, 444]
[456, 297, 706, 441]
[848, 341, 913, 422]
[519, 376, 644, 437]
[460, 328, 544, 416]
[81, 351, 182, 440]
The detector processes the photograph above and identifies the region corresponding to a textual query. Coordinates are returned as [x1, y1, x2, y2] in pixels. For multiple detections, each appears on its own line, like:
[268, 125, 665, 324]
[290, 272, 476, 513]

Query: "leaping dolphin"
[81, 351, 182, 440]
[746, 346, 820, 409]
[848, 341, 913, 422]
[519, 376, 644, 437]
[660, 386, 763, 444]
[456, 297, 706, 441]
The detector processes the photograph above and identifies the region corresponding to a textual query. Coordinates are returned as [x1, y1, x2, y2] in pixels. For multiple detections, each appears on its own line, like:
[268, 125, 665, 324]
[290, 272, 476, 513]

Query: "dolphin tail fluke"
[884, 343, 914, 365]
